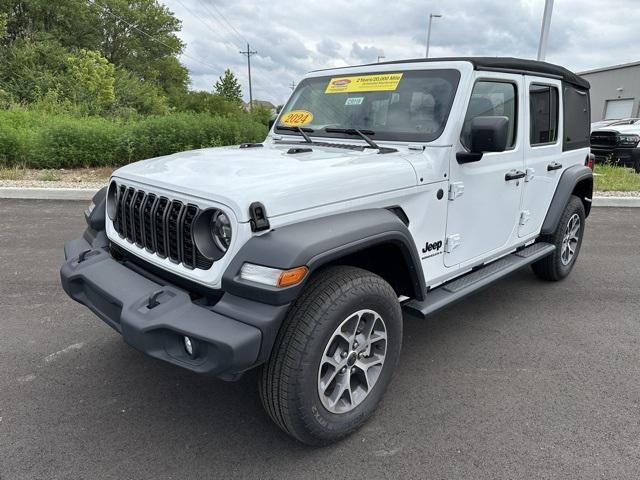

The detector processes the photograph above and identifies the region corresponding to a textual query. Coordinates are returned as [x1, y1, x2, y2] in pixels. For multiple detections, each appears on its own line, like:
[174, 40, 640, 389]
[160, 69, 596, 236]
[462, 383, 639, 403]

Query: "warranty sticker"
[325, 73, 403, 94]
[281, 110, 313, 127]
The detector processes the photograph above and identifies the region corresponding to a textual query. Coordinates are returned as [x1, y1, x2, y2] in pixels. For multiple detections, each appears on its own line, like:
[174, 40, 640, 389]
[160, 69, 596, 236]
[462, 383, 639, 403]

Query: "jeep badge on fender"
[422, 240, 443, 253]
[61, 57, 593, 446]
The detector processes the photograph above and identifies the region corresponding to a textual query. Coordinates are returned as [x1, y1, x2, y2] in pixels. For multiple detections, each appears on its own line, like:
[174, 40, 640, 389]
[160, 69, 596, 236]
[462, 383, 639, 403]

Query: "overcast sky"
[163, 0, 640, 105]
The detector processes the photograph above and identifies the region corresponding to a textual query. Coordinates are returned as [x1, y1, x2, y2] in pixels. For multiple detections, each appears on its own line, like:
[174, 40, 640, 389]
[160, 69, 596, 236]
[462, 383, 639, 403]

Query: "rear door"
[444, 73, 525, 267]
[519, 77, 563, 238]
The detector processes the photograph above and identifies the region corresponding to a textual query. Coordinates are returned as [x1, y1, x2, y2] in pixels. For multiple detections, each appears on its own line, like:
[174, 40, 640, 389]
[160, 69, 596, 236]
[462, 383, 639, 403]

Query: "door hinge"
[519, 210, 531, 226]
[444, 234, 462, 253]
[525, 168, 535, 182]
[448, 182, 464, 201]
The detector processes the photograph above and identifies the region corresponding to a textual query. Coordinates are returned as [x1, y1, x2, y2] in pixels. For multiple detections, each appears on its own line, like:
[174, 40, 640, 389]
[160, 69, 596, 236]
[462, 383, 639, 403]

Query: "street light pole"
[537, 0, 554, 61]
[425, 13, 442, 58]
[377, 55, 385, 63]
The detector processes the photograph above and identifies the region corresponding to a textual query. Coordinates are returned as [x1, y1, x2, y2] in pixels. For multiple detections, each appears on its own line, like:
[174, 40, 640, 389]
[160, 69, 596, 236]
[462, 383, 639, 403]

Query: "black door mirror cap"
[470, 115, 510, 153]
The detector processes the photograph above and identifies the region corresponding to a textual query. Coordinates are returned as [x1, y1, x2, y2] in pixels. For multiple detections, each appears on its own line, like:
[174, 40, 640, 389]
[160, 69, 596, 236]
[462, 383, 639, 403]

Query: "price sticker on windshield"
[281, 110, 314, 127]
[325, 73, 403, 94]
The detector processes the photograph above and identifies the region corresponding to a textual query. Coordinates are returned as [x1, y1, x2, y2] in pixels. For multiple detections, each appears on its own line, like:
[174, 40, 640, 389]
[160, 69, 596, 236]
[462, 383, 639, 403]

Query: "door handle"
[505, 170, 526, 181]
[547, 161, 563, 171]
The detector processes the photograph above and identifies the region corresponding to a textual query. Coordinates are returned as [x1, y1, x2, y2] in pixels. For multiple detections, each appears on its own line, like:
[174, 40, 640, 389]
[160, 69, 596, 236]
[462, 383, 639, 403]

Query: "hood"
[593, 123, 640, 134]
[112, 143, 420, 222]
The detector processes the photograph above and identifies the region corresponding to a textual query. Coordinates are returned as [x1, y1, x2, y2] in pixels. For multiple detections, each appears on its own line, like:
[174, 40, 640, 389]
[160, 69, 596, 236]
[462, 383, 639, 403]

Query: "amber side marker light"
[277, 266, 309, 288]
[239, 263, 308, 288]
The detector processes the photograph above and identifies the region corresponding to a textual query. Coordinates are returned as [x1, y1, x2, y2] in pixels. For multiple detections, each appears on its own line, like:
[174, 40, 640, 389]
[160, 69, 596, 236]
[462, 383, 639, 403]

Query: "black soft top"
[320, 57, 590, 90]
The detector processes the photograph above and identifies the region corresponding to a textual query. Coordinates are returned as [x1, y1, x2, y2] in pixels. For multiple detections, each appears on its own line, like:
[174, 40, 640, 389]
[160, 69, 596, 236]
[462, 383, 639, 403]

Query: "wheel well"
[572, 177, 593, 217]
[321, 242, 422, 300]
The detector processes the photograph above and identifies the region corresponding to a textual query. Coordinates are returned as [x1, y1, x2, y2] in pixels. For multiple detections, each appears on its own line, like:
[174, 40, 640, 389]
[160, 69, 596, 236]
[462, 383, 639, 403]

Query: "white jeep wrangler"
[61, 57, 593, 445]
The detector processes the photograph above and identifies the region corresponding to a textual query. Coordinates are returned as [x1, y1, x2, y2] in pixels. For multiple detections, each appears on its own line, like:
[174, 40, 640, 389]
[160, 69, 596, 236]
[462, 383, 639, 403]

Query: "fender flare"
[85, 186, 107, 232]
[222, 209, 427, 305]
[541, 164, 593, 235]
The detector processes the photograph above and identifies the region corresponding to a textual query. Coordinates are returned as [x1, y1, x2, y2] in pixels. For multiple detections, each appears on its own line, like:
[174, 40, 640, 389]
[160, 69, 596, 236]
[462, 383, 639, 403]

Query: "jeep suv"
[61, 57, 593, 445]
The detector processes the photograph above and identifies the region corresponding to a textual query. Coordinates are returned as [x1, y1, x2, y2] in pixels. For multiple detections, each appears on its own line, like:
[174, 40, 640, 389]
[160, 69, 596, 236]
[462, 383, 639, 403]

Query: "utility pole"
[425, 13, 442, 58]
[537, 0, 554, 61]
[289, 81, 296, 91]
[240, 43, 257, 110]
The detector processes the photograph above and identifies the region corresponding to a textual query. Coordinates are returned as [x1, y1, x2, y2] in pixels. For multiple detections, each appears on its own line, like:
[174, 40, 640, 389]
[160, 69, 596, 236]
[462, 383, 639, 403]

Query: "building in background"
[579, 61, 640, 122]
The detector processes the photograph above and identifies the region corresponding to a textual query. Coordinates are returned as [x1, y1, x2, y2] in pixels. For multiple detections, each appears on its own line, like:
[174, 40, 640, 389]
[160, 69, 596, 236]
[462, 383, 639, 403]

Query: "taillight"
[585, 153, 595, 170]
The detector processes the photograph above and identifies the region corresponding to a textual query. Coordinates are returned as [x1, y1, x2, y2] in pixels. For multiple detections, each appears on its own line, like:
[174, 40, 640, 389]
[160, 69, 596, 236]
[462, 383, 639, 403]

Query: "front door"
[444, 73, 525, 267]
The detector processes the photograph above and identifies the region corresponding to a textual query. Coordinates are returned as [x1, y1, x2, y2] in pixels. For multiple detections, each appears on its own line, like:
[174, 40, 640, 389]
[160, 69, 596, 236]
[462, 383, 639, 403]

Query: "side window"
[461, 81, 517, 150]
[563, 84, 590, 151]
[529, 84, 559, 145]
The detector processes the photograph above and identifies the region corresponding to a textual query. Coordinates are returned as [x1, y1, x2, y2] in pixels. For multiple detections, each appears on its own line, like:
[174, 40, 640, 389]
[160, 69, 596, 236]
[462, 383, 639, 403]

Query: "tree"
[0, 0, 190, 103]
[65, 49, 115, 114]
[214, 69, 242, 104]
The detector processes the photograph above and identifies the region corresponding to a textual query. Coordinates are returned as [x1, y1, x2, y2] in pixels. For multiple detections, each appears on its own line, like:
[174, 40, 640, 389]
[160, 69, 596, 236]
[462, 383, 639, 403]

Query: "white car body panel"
[106, 60, 590, 292]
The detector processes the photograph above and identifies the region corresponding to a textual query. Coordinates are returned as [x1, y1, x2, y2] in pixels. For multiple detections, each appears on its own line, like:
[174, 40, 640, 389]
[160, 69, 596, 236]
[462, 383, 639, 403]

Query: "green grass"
[37, 169, 61, 181]
[593, 164, 640, 192]
[0, 166, 26, 180]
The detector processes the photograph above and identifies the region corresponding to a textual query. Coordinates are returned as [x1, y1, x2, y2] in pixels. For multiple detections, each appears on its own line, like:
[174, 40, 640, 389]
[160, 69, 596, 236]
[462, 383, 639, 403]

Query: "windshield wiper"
[276, 125, 314, 143]
[324, 128, 397, 154]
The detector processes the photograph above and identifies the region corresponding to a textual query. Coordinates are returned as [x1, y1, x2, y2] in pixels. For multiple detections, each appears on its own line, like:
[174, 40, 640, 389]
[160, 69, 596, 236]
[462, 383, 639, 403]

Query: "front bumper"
[591, 146, 640, 167]
[60, 233, 289, 377]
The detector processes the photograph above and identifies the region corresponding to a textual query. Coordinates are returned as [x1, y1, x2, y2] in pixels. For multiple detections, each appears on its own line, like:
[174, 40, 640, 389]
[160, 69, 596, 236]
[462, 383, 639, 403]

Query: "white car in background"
[591, 121, 640, 172]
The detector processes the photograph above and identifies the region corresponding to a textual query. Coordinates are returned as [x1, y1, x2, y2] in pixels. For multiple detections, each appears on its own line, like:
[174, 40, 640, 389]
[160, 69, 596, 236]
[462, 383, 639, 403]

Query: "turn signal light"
[277, 266, 309, 288]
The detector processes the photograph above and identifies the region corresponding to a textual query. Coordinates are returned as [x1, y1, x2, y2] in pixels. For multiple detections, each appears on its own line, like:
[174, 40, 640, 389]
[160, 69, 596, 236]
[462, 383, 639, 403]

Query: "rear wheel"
[259, 266, 402, 445]
[532, 195, 586, 281]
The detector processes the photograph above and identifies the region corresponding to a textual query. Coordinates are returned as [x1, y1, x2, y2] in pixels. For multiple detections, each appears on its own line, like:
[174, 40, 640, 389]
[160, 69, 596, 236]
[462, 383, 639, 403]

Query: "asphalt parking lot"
[1, 200, 639, 479]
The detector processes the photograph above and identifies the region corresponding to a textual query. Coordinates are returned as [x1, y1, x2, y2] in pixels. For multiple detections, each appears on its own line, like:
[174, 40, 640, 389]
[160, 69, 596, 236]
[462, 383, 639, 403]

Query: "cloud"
[349, 42, 385, 63]
[316, 38, 342, 58]
[163, 0, 640, 105]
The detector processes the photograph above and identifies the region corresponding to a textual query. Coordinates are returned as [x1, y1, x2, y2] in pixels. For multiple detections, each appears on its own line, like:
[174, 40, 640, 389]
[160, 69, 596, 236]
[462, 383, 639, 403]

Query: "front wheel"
[532, 195, 586, 281]
[259, 266, 402, 445]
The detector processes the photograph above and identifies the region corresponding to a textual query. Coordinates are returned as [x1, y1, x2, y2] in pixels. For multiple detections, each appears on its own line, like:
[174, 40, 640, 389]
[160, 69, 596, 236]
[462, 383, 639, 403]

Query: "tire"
[531, 195, 586, 281]
[633, 156, 640, 174]
[259, 266, 402, 445]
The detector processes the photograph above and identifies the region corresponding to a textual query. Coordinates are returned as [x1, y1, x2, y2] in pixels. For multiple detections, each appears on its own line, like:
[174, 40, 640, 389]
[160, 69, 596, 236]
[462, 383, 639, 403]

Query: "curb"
[0, 187, 96, 201]
[1, 187, 640, 207]
[591, 196, 640, 207]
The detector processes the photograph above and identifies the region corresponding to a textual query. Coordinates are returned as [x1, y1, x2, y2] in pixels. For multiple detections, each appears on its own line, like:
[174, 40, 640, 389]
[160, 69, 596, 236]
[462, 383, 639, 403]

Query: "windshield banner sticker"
[345, 97, 364, 106]
[325, 73, 403, 94]
[281, 110, 314, 127]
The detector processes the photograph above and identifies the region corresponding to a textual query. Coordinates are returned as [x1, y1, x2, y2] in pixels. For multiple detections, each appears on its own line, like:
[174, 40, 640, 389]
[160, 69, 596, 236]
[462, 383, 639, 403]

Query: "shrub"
[0, 109, 268, 168]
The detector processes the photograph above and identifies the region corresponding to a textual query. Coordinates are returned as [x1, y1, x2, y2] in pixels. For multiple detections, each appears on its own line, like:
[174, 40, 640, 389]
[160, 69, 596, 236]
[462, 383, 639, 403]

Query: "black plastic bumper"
[60, 234, 289, 377]
[591, 146, 640, 167]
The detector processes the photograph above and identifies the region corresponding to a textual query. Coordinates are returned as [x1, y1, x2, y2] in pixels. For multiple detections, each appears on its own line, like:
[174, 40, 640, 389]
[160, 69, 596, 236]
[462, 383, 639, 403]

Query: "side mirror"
[457, 115, 510, 164]
[268, 117, 276, 130]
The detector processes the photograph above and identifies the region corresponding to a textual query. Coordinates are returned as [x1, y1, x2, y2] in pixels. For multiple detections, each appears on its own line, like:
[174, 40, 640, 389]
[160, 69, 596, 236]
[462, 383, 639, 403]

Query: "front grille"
[590, 131, 618, 148]
[112, 185, 213, 270]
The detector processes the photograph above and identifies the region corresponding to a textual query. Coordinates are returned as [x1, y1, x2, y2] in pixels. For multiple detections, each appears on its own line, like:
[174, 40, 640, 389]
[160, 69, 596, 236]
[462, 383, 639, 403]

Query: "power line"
[195, 1, 245, 50]
[205, 1, 247, 46]
[239, 43, 257, 110]
[173, 0, 239, 50]
[89, 0, 220, 73]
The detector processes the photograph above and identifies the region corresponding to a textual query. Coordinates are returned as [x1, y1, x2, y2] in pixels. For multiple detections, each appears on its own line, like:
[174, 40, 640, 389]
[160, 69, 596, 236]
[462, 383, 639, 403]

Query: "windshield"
[275, 69, 461, 142]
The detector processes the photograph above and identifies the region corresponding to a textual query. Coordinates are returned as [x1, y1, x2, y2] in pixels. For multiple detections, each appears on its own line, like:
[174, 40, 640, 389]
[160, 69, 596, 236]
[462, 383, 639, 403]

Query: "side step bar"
[403, 242, 555, 319]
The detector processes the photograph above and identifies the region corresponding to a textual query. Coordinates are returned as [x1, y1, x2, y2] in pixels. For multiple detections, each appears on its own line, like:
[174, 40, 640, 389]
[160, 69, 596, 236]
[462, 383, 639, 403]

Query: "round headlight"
[211, 211, 232, 251]
[106, 181, 118, 220]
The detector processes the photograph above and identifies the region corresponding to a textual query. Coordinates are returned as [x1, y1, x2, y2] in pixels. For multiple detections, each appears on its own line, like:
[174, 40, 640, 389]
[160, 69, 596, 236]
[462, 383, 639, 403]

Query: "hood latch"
[249, 202, 270, 232]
